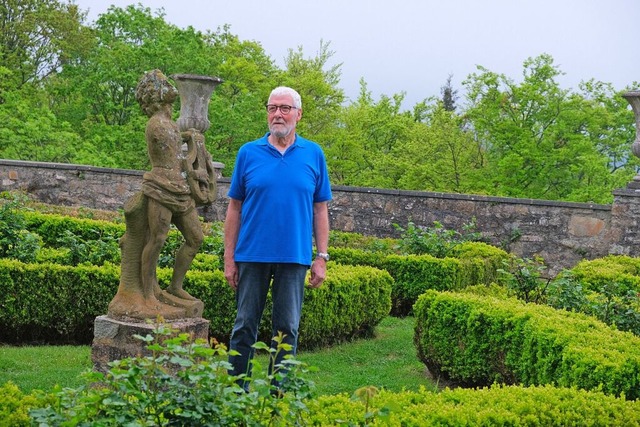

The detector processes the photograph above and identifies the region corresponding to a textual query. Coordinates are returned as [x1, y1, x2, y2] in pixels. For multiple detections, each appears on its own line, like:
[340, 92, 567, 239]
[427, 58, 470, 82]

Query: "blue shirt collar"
[259, 132, 308, 148]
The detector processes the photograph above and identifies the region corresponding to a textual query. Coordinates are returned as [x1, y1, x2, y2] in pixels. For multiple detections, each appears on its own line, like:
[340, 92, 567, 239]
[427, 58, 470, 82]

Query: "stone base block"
[91, 315, 210, 374]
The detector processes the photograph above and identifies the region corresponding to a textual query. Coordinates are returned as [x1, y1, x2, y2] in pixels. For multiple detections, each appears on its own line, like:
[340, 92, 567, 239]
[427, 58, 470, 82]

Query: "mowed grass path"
[0, 316, 436, 395]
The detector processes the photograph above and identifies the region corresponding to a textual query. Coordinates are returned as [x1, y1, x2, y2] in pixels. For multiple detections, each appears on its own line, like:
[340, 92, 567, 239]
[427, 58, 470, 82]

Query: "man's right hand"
[224, 258, 239, 290]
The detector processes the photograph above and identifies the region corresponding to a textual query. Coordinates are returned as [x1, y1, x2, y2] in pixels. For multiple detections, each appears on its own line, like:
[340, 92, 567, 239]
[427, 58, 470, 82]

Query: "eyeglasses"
[265, 104, 297, 114]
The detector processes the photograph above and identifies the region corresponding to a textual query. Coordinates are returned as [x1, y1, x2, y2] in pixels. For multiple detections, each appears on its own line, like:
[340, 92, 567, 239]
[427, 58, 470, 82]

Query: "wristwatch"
[316, 252, 330, 261]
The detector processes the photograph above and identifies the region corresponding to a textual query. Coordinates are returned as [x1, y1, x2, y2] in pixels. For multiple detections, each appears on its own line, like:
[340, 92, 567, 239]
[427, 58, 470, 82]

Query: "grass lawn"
[0, 316, 436, 396]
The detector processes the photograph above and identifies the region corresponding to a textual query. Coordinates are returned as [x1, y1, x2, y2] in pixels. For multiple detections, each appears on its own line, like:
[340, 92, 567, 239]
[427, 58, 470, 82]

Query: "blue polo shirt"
[228, 133, 332, 266]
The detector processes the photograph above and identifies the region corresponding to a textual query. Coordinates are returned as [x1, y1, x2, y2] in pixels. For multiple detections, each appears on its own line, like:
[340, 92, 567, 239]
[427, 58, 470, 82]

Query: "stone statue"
[107, 69, 221, 320]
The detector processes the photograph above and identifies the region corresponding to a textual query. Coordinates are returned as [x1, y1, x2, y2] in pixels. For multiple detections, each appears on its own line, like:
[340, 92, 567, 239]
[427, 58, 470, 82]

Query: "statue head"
[135, 69, 178, 117]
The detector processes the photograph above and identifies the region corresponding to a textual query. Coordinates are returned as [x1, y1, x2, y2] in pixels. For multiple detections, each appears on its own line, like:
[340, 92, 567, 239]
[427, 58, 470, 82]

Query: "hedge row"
[414, 290, 640, 399]
[330, 241, 510, 315]
[21, 210, 126, 247]
[0, 259, 392, 349]
[571, 254, 640, 293]
[18, 210, 511, 316]
[6, 378, 640, 425]
[304, 385, 640, 425]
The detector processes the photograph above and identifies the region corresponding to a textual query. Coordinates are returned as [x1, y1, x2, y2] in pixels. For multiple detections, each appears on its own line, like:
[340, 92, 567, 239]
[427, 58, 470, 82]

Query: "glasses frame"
[265, 104, 297, 115]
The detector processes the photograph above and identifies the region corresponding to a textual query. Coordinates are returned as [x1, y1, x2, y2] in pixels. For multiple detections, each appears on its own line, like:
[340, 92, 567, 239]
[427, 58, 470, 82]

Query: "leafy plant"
[29, 321, 316, 426]
[587, 282, 640, 335]
[394, 218, 483, 258]
[55, 229, 120, 266]
[0, 197, 41, 263]
[546, 270, 640, 336]
[546, 270, 590, 312]
[498, 256, 550, 303]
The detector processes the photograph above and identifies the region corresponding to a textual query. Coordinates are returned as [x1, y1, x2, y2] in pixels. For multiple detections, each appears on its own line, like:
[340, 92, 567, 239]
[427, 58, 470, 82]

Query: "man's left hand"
[308, 259, 327, 288]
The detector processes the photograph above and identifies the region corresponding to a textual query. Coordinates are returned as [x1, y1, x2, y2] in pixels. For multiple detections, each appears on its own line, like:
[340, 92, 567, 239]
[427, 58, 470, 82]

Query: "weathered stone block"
[91, 315, 210, 374]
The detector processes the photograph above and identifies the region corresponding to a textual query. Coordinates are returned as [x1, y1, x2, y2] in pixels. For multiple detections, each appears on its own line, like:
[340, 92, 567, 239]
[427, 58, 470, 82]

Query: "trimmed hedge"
[16, 209, 509, 318]
[299, 263, 392, 348]
[414, 290, 640, 399]
[330, 242, 510, 315]
[0, 260, 119, 343]
[571, 254, 640, 293]
[304, 385, 640, 425]
[22, 211, 125, 247]
[0, 259, 391, 350]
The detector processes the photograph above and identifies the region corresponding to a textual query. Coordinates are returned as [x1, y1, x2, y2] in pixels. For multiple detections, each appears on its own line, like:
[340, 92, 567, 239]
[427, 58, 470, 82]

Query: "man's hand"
[308, 258, 327, 288]
[224, 258, 239, 290]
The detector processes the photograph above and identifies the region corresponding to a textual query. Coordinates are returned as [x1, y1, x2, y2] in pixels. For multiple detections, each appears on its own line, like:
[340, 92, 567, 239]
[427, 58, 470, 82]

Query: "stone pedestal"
[91, 315, 210, 374]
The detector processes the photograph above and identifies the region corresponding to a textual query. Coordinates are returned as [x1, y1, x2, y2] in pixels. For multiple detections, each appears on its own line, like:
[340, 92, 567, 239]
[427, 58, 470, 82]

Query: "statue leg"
[164, 209, 204, 300]
[108, 192, 185, 320]
[142, 198, 172, 298]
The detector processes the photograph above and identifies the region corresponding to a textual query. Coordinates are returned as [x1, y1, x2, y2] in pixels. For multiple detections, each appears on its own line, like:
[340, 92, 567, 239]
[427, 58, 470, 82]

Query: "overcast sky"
[74, 0, 639, 108]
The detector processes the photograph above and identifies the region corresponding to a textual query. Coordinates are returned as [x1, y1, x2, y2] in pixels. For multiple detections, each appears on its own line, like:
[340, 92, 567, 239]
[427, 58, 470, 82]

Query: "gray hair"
[269, 86, 302, 109]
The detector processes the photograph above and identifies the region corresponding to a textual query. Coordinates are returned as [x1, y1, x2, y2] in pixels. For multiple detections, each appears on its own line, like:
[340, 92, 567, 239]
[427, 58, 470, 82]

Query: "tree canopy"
[0, 1, 637, 204]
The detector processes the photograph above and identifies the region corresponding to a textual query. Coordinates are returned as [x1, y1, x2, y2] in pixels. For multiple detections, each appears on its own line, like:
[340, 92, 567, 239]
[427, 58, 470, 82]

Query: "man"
[224, 86, 332, 391]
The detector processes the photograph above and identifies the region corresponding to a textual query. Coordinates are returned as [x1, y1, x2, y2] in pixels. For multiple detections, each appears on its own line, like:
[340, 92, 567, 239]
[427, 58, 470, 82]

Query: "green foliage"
[0, 382, 48, 427]
[394, 219, 483, 258]
[450, 241, 511, 285]
[54, 229, 121, 266]
[0, 199, 41, 263]
[0, 0, 93, 89]
[0, 254, 390, 348]
[300, 264, 392, 348]
[497, 256, 550, 303]
[22, 211, 125, 248]
[0, 259, 118, 343]
[328, 230, 398, 254]
[464, 54, 635, 203]
[545, 270, 590, 312]
[1, 0, 635, 203]
[397, 102, 487, 193]
[571, 255, 640, 293]
[329, 239, 507, 316]
[30, 324, 316, 426]
[546, 260, 640, 336]
[304, 385, 640, 425]
[414, 290, 640, 398]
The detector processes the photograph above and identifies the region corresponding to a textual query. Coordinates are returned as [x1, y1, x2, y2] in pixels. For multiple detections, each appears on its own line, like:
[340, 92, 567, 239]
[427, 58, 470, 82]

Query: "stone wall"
[3, 159, 640, 275]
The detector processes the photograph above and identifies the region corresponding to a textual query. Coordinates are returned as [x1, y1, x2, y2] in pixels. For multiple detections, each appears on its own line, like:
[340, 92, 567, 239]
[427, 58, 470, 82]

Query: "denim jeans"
[228, 262, 307, 391]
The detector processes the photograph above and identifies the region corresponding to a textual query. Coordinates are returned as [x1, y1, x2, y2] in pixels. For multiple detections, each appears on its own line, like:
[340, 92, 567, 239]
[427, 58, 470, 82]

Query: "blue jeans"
[228, 262, 307, 390]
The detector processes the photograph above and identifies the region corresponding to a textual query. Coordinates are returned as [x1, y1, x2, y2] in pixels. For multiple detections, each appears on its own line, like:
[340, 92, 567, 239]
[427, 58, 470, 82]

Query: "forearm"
[313, 202, 329, 254]
[224, 199, 242, 261]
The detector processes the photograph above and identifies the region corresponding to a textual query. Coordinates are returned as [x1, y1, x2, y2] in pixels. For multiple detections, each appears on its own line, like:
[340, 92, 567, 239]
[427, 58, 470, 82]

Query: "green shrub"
[300, 264, 392, 348]
[330, 246, 504, 316]
[0, 382, 48, 427]
[451, 241, 511, 285]
[22, 211, 125, 248]
[304, 385, 640, 425]
[497, 256, 550, 303]
[546, 259, 640, 336]
[394, 219, 483, 257]
[0, 201, 41, 263]
[571, 255, 640, 294]
[414, 290, 640, 398]
[384, 254, 464, 315]
[329, 230, 398, 254]
[0, 259, 390, 348]
[30, 325, 315, 426]
[0, 259, 119, 343]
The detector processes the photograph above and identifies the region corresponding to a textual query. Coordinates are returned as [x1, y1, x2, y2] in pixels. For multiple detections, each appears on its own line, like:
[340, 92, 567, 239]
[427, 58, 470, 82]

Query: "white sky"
[74, 0, 639, 108]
